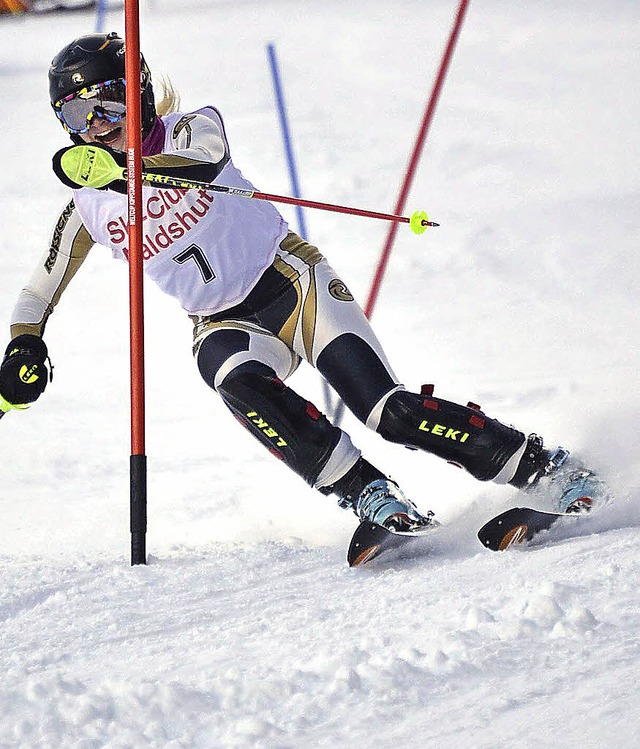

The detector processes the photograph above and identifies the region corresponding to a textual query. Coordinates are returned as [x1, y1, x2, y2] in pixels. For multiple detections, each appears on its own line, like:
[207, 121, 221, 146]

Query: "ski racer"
[0, 32, 604, 536]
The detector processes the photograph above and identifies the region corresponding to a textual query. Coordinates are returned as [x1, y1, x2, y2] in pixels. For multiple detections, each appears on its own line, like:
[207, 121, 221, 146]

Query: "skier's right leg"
[194, 322, 355, 488]
[194, 322, 433, 530]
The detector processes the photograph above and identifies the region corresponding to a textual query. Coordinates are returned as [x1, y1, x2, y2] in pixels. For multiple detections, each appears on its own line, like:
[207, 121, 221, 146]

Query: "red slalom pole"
[124, 0, 147, 565]
[364, 0, 471, 318]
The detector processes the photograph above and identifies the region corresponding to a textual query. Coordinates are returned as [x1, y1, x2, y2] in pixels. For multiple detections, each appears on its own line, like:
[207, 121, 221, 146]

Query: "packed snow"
[1, 1, 638, 747]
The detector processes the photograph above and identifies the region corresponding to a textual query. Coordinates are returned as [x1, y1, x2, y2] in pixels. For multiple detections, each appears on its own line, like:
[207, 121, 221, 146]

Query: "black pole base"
[130, 454, 147, 565]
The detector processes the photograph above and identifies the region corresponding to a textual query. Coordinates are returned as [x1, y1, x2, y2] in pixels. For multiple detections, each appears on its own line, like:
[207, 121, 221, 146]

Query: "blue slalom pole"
[94, 0, 108, 33]
[266, 43, 309, 240]
[267, 43, 342, 420]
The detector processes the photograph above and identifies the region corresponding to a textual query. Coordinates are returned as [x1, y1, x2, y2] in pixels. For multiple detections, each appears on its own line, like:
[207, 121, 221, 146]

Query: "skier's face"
[53, 78, 128, 149]
[78, 116, 127, 152]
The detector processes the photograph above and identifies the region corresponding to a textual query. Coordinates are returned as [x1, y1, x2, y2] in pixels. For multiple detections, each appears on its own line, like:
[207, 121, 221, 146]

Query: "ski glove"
[0, 335, 52, 414]
[52, 144, 127, 193]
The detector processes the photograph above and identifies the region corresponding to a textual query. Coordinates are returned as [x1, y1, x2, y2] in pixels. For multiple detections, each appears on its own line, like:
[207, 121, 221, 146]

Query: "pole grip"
[130, 453, 147, 565]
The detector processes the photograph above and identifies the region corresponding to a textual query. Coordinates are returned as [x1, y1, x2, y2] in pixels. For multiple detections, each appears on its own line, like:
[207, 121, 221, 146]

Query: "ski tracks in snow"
[1, 528, 639, 748]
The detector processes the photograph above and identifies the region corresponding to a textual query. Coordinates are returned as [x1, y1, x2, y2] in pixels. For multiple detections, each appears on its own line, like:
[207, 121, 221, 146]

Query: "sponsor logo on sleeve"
[45, 201, 75, 274]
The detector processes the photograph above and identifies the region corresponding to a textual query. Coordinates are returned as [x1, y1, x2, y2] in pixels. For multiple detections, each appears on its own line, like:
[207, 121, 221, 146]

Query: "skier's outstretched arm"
[1, 201, 93, 415]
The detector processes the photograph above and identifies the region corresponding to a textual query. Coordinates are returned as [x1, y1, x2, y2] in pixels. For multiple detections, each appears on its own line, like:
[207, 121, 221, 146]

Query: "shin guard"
[218, 364, 358, 488]
[377, 386, 526, 482]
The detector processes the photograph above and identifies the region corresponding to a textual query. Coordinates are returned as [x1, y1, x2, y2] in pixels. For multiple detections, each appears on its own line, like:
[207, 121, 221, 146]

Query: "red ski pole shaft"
[253, 190, 435, 227]
[138, 170, 438, 231]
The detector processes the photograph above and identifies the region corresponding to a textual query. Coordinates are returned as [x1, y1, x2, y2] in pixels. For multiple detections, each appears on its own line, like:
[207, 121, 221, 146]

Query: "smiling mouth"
[94, 125, 123, 146]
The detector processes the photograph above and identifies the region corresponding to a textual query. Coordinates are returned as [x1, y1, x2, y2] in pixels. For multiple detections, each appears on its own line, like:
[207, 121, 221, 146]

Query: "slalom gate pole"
[331, 0, 470, 425]
[124, 0, 147, 565]
[267, 43, 339, 416]
[94, 0, 107, 33]
[364, 0, 470, 318]
[266, 43, 309, 241]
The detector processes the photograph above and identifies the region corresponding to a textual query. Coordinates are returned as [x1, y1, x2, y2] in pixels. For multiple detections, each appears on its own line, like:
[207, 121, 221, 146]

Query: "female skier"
[0, 32, 601, 535]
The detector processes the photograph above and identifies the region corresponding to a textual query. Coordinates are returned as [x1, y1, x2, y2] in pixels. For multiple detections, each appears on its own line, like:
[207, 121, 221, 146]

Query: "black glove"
[52, 144, 127, 194]
[0, 335, 51, 413]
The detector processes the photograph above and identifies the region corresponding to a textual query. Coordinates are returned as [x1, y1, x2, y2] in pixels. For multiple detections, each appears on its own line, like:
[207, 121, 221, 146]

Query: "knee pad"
[218, 363, 352, 487]
[377, 386, 526, 482]
[196, 325, 299, 391]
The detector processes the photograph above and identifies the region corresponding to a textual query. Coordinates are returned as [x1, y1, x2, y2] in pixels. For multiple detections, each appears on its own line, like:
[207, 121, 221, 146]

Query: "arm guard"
[10, 200, 93, 338]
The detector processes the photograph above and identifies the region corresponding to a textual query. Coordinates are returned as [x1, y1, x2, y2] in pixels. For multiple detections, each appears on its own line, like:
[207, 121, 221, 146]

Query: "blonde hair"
[155, 76, 181, 116]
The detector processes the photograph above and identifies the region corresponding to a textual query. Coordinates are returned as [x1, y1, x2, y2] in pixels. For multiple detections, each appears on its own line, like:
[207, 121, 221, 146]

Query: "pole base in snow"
[130, 454, 147, 565]
[131, 531, 146, 565]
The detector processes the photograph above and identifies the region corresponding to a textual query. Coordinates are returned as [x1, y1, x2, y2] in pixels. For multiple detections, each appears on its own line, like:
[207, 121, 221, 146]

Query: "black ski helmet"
[48, 31, 156, 140]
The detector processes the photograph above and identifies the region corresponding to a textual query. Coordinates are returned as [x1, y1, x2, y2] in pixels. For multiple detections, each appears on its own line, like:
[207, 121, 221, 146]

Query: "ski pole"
[56, 145, 439, 234]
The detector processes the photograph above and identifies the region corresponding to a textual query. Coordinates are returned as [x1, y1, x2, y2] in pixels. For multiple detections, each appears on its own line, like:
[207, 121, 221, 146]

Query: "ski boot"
[552, 469, 604, 513]
[509, 434, 608, 513]
[343, 478, 436, 532]
[329, 458, 435, 532]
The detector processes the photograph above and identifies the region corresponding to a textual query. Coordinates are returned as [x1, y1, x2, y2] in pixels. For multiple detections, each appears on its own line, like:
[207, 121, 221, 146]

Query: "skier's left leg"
[290, 249, 593, 506]
[309, 275, 601, 509]
[371, 385, 605, 511]
[277, 250, 528, 488]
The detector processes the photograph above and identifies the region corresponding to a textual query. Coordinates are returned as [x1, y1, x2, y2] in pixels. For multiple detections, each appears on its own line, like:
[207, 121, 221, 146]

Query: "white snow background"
[1, 1, 639, 747]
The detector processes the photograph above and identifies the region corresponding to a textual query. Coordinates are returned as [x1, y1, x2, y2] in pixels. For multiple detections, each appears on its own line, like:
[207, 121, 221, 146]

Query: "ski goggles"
[53, 78, 127, 134]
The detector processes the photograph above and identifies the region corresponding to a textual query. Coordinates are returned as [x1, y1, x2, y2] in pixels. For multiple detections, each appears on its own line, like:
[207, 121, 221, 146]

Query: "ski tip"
[347, 520, 433, 567]
[347, 522, 388, 567]
[479, 523, 530, 551]
[349, 544, 382, 567]
[477, 506, 574, 552]
[478, 507, 531, 551]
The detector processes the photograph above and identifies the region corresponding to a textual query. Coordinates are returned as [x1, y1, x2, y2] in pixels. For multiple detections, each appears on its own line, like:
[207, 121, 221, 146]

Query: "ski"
[477, 506, 581, 551]
[347, 520, 433, 567]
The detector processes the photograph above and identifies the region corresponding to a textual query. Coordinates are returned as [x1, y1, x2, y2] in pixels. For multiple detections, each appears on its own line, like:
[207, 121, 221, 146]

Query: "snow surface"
[1, 1, 639, 747]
